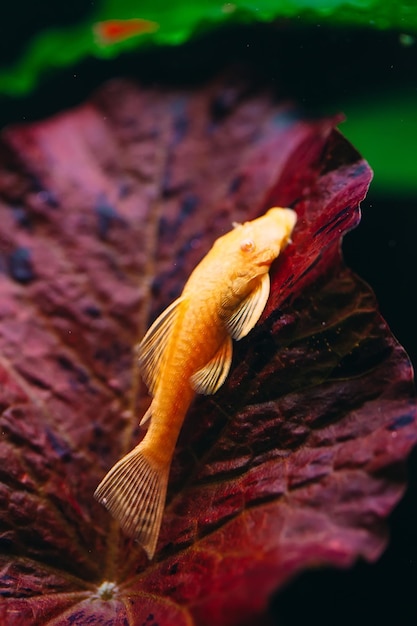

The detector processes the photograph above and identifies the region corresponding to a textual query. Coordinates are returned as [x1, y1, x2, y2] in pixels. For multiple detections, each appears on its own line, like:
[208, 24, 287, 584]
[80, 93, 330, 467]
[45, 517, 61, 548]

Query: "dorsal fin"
[137, 297, 184, 395]
[225, 273, 270, 340]
[190, 336, 233, 395]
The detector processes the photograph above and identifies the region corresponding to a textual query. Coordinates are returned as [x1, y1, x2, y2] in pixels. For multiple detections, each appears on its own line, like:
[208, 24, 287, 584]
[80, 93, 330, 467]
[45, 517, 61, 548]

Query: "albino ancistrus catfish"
[95, 207, 297, 559]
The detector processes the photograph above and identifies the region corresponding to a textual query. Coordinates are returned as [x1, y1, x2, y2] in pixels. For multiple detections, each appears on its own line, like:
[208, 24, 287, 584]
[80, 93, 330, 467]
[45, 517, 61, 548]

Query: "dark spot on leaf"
[84, 305, 102, 319]
[19, 372, 49, 390]
[161, 167, 189, 198]
[37, 189, 60, 209]
[173, 116, 188, 144]
[210, 86, 243, 122]
[118, 181, 132, 199]
[27, 173, 45, 194]
[210, 92, 232, 121]
[177, 234, 203, 261]
[8, 247, 35, 284]
[10, 205, 33, 230]
[89, 424, 112, 457]
[168, 563, 179, 575]
[94, 342, 125, 366]
[67, 611, 83, 625]
[315, 207, 353, 236]
[67, 611, 111, 626]
[95, 197, 126, 240]
[172, 99, 189, 145]
[46, 428, 72, 462]
[158, 195, 199, 239]
[56, 355, 90, 388]
[351, 162, 369, 179]
[387, 414, 415, 431]
[0, 536, 13, 552]
[167, 286, 181, 301]
[152, 233, 203, 298]
[228, 173, 245, 194]
[151, 274, 164, 298]
[272, 109, 298, 129]
[179, 194, 199, 223]
[158, 216, 171, 238]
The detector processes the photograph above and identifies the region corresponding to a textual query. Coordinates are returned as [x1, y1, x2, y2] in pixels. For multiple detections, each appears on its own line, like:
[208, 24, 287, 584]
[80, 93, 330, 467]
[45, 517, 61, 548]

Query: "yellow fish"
[95, 207, 297, 559]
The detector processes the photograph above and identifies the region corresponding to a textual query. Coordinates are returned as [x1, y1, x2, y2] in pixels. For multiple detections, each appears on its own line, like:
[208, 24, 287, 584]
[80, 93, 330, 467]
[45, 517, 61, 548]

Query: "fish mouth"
[257, 260, 273, 270]
[258, 253, 278, 267]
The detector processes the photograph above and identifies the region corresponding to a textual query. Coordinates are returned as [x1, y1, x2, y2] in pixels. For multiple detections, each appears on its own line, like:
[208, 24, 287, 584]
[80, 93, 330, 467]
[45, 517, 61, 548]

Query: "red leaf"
[0, 76, 415, 625]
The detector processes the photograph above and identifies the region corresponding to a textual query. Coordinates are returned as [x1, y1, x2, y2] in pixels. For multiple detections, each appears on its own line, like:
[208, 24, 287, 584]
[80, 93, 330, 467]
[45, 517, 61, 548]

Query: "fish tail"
[94, 442, 169, 560]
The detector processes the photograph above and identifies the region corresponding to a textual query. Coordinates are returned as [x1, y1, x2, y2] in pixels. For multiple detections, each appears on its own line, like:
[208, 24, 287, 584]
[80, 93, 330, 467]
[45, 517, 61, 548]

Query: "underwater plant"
[0, 74, 415, 625]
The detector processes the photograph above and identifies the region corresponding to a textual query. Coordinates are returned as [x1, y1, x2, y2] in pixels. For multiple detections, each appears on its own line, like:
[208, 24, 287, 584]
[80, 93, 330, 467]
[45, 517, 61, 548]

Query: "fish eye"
[240, 238, 255, 253]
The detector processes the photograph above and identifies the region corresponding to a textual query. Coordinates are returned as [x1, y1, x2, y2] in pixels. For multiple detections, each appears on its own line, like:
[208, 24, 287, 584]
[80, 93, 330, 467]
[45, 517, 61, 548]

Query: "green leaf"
[342, 91, 417, 195]
[0, 0, 416, 96]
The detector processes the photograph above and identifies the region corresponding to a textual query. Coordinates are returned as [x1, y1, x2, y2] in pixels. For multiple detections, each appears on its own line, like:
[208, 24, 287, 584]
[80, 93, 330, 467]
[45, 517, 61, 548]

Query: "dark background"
[1, 5, 416, 625]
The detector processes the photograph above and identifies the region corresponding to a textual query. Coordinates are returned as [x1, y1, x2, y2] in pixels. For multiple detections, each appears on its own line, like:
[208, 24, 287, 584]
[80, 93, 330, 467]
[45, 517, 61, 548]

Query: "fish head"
[231, 207, 297, 276]
[209, 207, 297, 334]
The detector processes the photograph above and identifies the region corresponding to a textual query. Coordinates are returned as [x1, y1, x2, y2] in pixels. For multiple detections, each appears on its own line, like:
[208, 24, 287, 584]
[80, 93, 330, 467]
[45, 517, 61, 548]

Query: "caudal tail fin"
[94, 444, 169, 560]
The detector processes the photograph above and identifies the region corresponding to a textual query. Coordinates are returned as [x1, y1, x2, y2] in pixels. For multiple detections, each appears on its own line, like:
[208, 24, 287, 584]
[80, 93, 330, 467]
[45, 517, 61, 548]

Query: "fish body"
[95, 207, 297, 559]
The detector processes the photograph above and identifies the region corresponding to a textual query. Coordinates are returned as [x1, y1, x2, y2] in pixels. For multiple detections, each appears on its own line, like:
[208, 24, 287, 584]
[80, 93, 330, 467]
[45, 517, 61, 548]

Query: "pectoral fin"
[190, 336, 233, 395]
[137, 297, 184, 395]
[226, 272, 270, 340]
